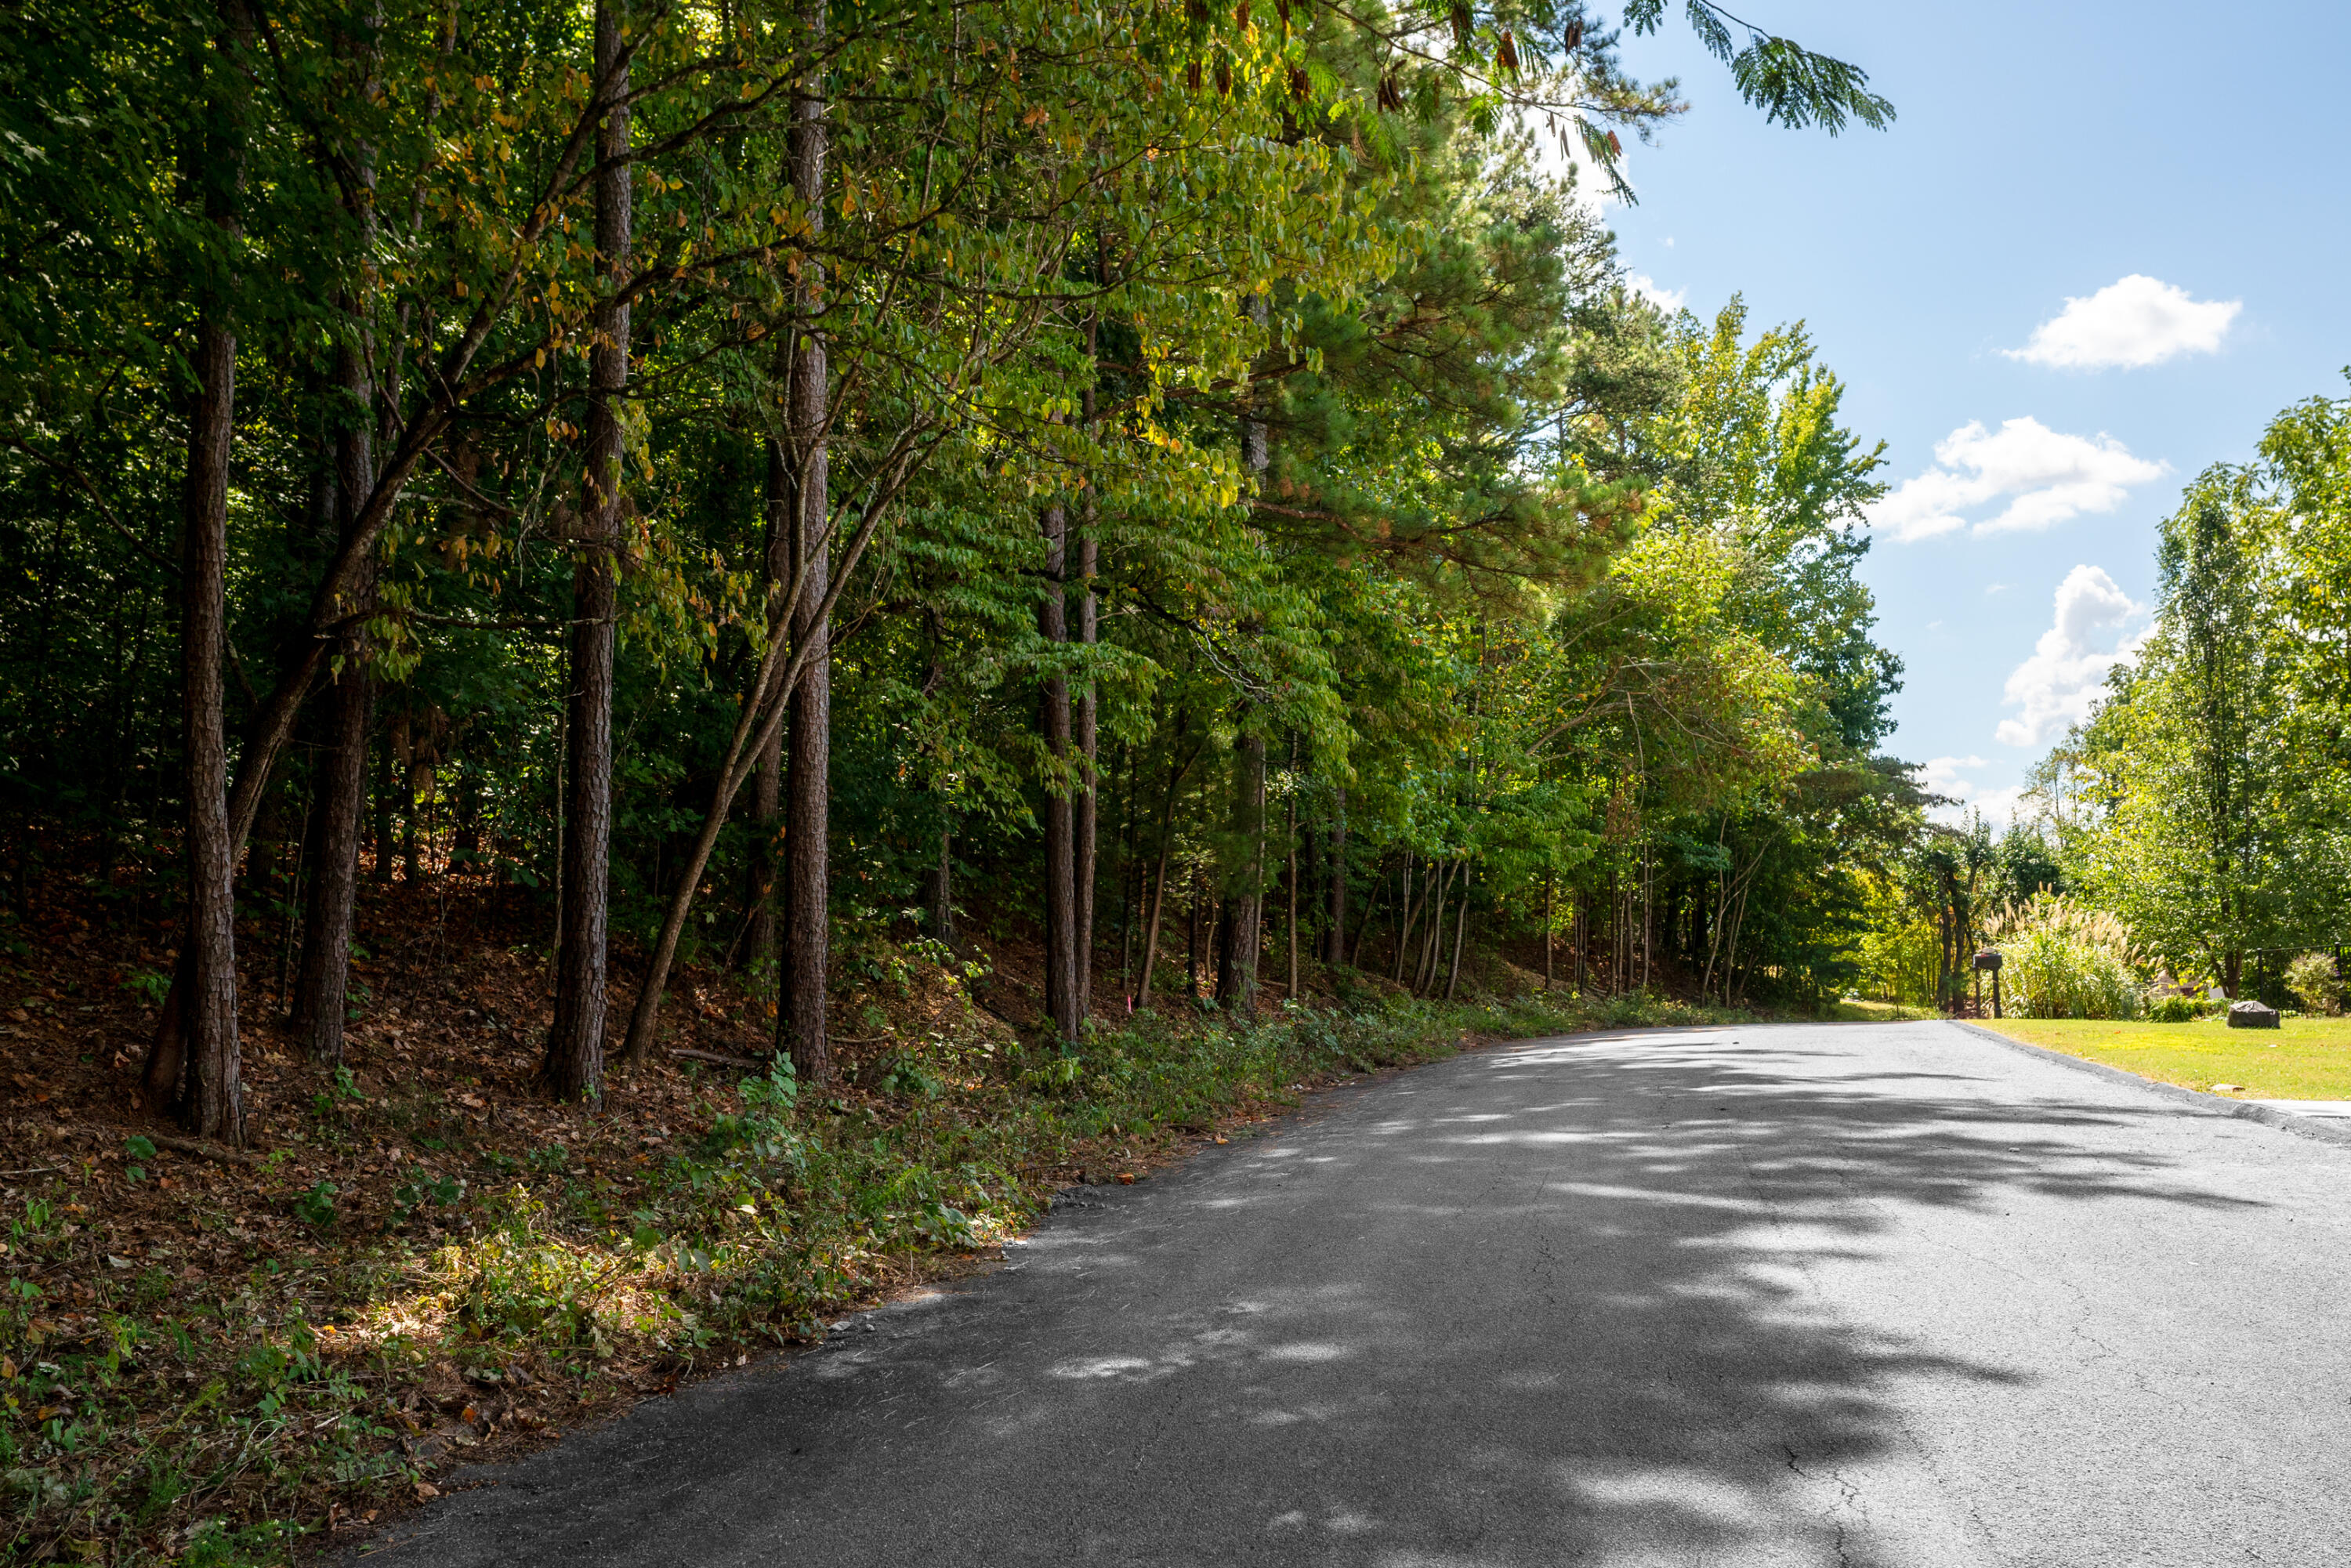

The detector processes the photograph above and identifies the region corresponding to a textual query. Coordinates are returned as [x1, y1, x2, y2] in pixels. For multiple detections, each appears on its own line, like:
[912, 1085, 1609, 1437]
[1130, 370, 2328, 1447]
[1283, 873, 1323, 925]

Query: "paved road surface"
[359, 1022, 2351, 1566]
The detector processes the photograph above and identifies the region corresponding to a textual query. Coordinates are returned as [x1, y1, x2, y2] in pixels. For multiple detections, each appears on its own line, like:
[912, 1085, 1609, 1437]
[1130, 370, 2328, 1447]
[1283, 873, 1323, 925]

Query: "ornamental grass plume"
[2287, 951, 2342, 1016]
[1978, 893, 2145, 1019]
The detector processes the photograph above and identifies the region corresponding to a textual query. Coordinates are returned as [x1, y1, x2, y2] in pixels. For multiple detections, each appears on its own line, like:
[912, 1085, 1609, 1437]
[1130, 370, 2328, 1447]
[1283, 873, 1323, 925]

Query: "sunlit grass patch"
[1973, 1015, 2351, 1100]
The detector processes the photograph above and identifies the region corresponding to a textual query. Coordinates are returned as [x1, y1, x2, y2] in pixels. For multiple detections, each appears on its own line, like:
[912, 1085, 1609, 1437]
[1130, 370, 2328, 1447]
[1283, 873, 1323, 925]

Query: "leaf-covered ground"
[0, 876, 1748, 1566]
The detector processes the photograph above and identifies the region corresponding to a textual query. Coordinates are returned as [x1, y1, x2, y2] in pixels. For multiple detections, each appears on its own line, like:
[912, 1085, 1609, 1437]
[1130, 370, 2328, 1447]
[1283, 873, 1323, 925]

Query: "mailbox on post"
[1972, 949, 2003, 1018]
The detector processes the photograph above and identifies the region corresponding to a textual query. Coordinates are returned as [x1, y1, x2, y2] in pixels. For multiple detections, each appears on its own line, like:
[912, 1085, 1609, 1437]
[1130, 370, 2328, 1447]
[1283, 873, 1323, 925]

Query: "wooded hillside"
[0, 0, 1932, 1141]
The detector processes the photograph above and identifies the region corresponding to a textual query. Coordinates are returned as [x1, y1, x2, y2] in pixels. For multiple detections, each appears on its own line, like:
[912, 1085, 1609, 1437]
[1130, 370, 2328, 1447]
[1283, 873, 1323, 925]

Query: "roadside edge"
[1949, 1019, 2351, 1152]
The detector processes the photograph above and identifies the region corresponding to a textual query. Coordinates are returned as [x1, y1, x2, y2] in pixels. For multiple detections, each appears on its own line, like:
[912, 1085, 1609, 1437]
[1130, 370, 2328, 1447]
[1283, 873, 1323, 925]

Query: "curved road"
[362, 1021, 2351, 1566]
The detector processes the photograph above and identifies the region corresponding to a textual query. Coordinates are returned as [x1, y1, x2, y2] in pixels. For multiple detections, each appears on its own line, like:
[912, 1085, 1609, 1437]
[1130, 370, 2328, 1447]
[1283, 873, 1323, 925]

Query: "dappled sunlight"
[360, 1023, 2297, 1567]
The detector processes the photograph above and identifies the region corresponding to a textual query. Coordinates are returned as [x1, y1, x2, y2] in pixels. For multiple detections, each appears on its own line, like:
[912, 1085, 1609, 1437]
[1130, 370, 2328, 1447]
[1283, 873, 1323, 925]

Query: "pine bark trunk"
[544, 0, 630, 1103]
[779, 21, 833, 1086]
[175, 306, 244, 1139]
[150, 0, 258, 1141]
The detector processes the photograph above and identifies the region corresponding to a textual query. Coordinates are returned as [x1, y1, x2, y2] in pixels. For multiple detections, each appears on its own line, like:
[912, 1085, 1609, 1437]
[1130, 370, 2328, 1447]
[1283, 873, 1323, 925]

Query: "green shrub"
[2148, 994, 2199, 1023]
[2286, 951, 2341, 1016]
[1980, 893, 2143, 1019]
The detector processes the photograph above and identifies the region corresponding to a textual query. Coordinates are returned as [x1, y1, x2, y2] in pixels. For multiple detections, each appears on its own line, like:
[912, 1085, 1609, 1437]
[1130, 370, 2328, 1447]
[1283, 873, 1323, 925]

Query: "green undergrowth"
[0, 980, 1723, 1565]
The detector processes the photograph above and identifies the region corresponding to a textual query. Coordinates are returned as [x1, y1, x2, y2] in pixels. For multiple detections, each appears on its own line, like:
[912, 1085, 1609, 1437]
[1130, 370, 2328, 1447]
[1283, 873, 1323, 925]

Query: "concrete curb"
[1948, 1019, 2351, 1152]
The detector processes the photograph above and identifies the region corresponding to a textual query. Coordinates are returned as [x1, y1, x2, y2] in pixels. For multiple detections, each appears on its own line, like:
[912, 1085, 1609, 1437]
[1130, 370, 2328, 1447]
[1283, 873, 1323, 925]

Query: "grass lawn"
[1974, 1015, 2351, 1100]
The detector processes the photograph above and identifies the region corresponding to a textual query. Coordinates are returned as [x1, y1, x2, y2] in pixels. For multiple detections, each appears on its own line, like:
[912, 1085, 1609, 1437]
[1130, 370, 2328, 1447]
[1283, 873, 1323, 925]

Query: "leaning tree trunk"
[544, 0, 630, 1103]
[1037, 501, 1079, 1045]
[779, 19, 834, 1086]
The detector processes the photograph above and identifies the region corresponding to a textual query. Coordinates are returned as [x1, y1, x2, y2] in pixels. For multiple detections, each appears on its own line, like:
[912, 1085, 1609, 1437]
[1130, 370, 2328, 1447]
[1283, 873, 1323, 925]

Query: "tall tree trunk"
[1073, 538, 1098, 1023]
[289, 668, 369, 1062]
[1186, 875, 1199, 1000]
[1136, 833, 1172, 1011]
[545, 0, 630, 1103]
[1214, 292, 1271, 1013]
[1072, 306, 1099, 1024]
[1037, 502, 1078, 1045]
[175, 302, 244, 1139]
[1445, 870, 1469, 1001]
[1285, 785, 1299, 1000]
[1134, 731, 1194, 1010]
[147, 1, 257, 1141]
[746, 439, 788, 989]
[1574, 892, 1588, 989]
[1324, 786, 1346, 965]
[1215, 733, 1266, 1011]
[779, 21, 833, 1086]
[288, 2, 381, 1067]
[1540, 873, 1552, 990]
[1392, 854, 1416, 985]
[1418, 861, 1452, 995]
[929, 818, 955, 946]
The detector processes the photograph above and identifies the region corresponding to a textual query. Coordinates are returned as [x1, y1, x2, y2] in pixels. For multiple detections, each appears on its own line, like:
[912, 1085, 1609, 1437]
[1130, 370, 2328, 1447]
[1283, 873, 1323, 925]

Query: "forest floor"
[1974, 1015, 2351, 1100]
[0, 872, 1755, 1566]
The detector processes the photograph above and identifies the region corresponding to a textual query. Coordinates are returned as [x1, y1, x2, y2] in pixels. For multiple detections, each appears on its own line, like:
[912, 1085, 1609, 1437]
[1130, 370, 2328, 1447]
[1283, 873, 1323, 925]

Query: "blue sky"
[1588, 0, 2351, 823]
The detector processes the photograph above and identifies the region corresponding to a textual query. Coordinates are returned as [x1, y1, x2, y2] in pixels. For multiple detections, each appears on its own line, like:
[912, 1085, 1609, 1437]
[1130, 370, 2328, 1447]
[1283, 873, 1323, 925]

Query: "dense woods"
[0, 2, 1983, 1557]
[0, 0, 1928, 1135]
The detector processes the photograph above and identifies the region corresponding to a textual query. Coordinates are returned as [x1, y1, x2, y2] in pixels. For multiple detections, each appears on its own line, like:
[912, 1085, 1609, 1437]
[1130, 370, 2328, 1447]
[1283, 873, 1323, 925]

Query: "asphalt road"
[358, 1021, 2351, 1567]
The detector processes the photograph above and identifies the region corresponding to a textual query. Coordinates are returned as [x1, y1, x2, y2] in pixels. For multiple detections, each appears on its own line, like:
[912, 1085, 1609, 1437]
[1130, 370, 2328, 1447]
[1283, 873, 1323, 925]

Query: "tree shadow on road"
[360, 1024, 2271, 1568]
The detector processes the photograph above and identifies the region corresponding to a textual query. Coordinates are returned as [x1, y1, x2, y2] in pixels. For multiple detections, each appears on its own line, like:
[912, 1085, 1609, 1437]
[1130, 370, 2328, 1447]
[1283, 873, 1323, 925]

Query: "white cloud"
[2006, 274, 2241, 370]
[1918, 755, 2028, 828]
[1918, 755, 1987, 794]
[1866, 417, 2168, 543]
[1626, 273, 1686, 314]
[1995, 565, 2143, 748]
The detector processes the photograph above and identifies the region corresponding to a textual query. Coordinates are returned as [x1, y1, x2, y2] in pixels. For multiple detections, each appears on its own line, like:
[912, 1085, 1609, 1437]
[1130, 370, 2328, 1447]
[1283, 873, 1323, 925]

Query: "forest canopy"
[0, 0, 1936, 1138]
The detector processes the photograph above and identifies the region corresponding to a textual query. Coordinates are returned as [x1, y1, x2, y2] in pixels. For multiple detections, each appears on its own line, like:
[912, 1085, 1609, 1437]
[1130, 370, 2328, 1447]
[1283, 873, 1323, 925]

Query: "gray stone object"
[2227, 999, 2281, 1028]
